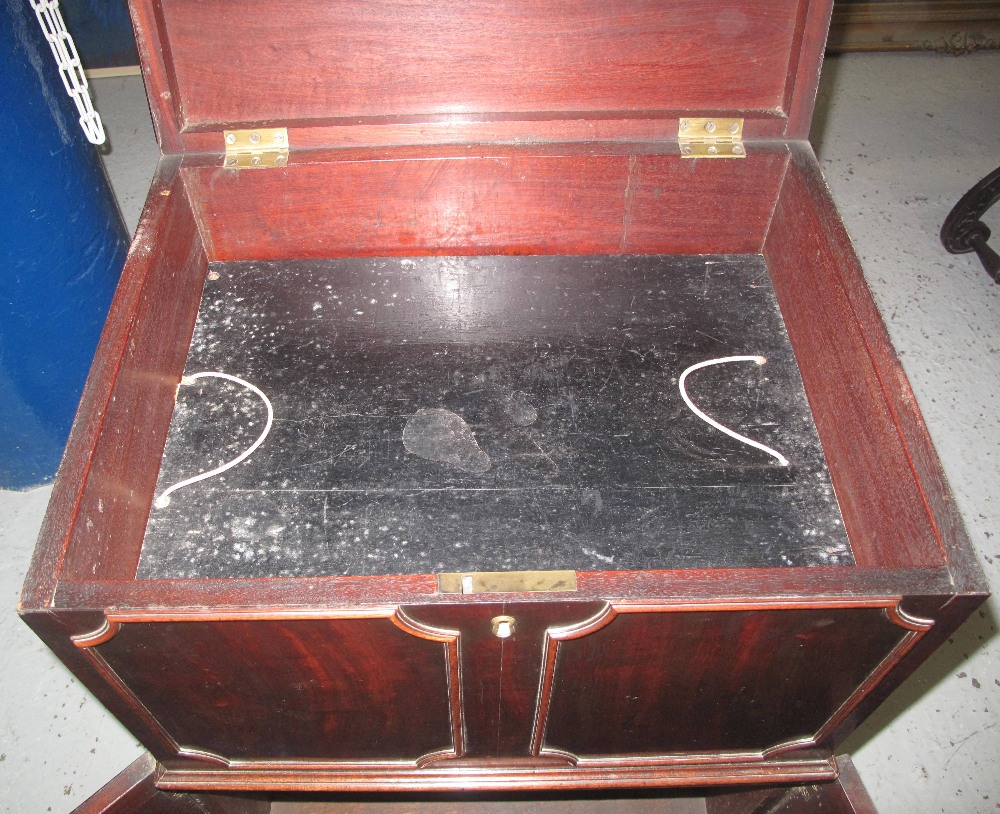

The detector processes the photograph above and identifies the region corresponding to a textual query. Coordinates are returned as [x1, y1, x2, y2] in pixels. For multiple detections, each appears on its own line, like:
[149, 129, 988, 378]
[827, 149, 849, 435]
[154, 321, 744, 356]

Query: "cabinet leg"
[72, 753, 268, 814]
[705, 756, 878, 814]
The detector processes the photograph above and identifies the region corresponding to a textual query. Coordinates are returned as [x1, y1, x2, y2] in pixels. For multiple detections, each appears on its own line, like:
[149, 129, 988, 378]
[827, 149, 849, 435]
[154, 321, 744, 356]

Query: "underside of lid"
[131, 0, 832, 153]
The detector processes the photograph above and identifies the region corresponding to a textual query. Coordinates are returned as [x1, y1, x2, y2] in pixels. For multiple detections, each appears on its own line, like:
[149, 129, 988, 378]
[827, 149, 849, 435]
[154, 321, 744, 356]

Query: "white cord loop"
[678, 355, 790, 467]
[154, 372, 274, 508]
[30, 0, 106, 145]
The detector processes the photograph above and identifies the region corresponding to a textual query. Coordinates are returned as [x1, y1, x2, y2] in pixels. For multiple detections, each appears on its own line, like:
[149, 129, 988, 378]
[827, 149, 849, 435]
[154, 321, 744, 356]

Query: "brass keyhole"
[491, 615, 516, 639]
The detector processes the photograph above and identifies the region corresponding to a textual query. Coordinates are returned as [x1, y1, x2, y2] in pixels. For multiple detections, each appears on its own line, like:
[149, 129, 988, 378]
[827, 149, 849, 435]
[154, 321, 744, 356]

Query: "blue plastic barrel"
[0, 0, 129, 488]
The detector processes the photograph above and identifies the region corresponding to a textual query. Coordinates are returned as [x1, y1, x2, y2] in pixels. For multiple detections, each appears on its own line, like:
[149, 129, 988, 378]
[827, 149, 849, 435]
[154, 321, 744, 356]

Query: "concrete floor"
[2, 51, 998, 813]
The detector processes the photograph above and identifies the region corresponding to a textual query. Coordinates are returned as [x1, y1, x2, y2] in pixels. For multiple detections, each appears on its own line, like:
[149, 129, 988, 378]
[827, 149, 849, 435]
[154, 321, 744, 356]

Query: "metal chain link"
[29, 0, 106, 145]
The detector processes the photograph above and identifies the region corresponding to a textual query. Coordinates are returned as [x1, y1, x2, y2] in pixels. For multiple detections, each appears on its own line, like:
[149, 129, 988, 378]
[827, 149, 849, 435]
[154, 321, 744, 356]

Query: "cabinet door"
[532, 603, 927, 761]
[82, 612, 462, 763]
[76, 599, 928, 780]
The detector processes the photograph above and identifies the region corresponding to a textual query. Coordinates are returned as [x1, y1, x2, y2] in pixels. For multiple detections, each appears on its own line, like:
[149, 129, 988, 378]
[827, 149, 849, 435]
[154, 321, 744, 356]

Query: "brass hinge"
[223, 127, 288, 168]
[678, 118, 745, 158]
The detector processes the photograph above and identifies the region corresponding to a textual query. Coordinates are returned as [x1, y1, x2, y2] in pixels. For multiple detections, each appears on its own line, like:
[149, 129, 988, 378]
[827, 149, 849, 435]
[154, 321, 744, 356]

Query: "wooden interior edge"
[763, 145, 967, 573]
[128, 0, 181, 154]
[178, 145, 788, 263]
[50, 568, 959, 617]
[178, 108, 791, 135]
[784, 0, 835, 140]
[30, 141, 978, 596]
[780, 148, 985, 590]
[51, 163, 208, 586]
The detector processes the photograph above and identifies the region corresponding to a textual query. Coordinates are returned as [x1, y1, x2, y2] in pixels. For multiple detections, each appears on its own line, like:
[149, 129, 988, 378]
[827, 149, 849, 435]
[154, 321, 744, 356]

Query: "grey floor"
[2, 51, 999, 813]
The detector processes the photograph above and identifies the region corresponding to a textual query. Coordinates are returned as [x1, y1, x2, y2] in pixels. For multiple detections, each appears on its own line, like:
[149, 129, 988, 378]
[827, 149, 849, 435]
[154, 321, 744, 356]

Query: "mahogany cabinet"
[21, 0, 987, 798]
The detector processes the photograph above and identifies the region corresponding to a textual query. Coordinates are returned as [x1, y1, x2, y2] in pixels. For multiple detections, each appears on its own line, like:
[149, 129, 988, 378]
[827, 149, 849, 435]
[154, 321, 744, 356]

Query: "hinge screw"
[250, 155, 262, 166]
[249, 131, 261, 144]
[225, 133, 236, 145]
[729, 122, 740, 134]
[225, 157, 237, 166]
[680, 119, 690, 132]
[704, 120, 717, 133]
[275, 154, 287, 164]
[732, 144, 745, 155]
[707, 145, 719, 155]
[273, 132, 284, 144]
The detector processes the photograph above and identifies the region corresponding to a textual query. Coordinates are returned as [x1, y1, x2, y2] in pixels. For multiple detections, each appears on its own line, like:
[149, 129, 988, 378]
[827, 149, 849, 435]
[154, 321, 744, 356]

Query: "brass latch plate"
[678, 117, 745, 158]
[438, 570, 578, 594]
[223, 127, 289, 168]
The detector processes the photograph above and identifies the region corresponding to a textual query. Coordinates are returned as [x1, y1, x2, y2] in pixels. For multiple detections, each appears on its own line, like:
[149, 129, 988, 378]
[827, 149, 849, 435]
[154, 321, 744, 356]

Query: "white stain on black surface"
[402, 408, 491, 473]
[138, 254, 853, 579]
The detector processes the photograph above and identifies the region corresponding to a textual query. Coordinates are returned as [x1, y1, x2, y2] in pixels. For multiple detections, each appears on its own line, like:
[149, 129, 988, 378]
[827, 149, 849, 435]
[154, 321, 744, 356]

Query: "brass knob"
[491, 615, 516, 639]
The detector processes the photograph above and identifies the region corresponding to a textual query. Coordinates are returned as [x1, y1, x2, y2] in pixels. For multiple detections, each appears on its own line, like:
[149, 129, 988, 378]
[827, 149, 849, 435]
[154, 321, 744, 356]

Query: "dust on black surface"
[137, 255, 851, 579]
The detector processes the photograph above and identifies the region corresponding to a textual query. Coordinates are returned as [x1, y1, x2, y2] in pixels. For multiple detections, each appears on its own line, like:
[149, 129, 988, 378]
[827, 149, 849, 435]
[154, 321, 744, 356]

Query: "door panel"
[91, 614, 458, 762]
[537, 604, 921, 757]
[410, 602, 605, 758]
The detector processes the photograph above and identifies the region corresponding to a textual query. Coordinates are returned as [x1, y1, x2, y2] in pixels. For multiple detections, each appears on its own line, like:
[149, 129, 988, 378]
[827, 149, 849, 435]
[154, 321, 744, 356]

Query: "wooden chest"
[21, 0, 988, 796]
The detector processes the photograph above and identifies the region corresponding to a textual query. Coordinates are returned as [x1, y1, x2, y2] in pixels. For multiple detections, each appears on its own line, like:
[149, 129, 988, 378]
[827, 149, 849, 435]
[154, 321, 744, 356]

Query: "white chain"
[29, 0, 106, 145]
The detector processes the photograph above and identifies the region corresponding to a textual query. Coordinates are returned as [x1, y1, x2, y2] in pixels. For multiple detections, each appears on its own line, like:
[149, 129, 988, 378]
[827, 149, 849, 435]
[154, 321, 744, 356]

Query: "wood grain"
[182, 149, 788, 262]
[140, 0, 808, 149]
[764, 150, 945, 569]
[52, 169, 208, 583]
[777, 145, 985, 586]
[20, 160, 197, 603]
[92, 615, 458, 763]
[410, 602, 606, 759]
[70, 753, 268, 814]
[52, 566, 956, 614]
[538, 605, 911, 758]
[704, 755, 878, 813]
[19, 0, 988, 794]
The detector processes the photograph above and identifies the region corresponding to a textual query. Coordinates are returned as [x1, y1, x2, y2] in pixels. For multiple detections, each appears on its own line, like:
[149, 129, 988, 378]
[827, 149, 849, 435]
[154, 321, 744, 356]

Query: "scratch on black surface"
[139, 255, 851, 579]
[695, 328, 726, 345]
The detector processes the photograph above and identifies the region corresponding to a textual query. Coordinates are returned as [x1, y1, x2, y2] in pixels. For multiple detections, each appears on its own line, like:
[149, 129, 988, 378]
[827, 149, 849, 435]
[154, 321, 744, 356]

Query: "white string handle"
[678, 355, 790, 467]
[154, 372, 274, 508]
[30, 0, 106, 145]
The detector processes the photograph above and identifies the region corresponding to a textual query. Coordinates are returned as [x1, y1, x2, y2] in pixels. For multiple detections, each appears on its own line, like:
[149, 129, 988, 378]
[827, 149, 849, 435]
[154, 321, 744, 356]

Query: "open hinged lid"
[131, 0, 834, 156]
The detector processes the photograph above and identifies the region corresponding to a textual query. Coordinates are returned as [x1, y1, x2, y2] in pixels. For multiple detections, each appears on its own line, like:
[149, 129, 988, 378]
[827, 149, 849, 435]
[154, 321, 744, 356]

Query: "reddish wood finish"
[89, 615, 457, 762]
[132, 0, 827, 152]
[43, 166, 207, 586]
[19, 0, 989, 799]
[51, 566, 954, 612]
[776, 145, 984, 586]
[74, 753, 878, 812]
[19, 143, 988, 788]
[783, 0, 835, 140]
[406, 602, 607, 759]
[157, 758, 841, 793]
[50, 598, 929, 791]
[19, 160, 191, 607]
[537, 605, 918, 758]
[181, 148, 788, 262]
[72, 753, 267, 814]
[764, 153, 943, 569]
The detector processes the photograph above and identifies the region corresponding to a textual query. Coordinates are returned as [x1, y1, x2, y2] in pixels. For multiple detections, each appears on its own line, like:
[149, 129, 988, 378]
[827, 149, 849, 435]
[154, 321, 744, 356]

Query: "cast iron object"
[941, 166, 1000, 283]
